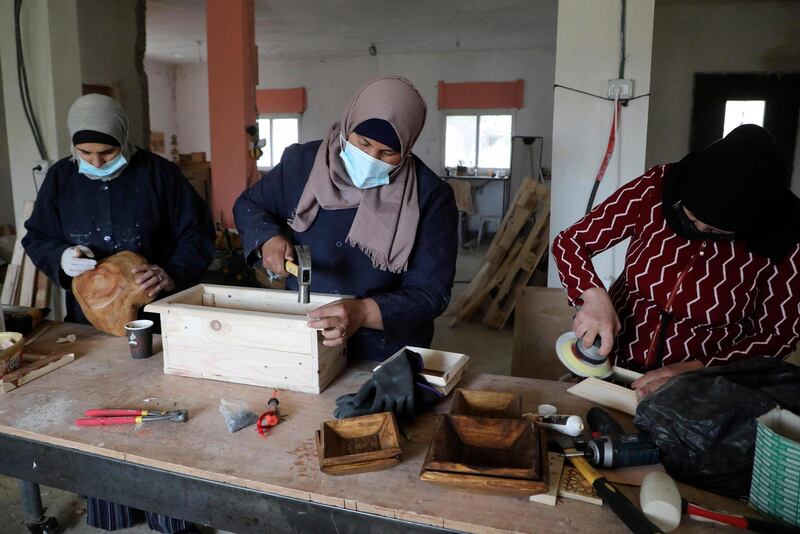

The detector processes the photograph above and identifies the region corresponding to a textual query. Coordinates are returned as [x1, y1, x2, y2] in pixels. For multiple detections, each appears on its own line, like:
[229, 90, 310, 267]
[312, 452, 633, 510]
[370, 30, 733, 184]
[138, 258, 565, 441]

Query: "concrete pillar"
[0, 0, 82, 227]
[547, 0, 654, 289]
[206, 0, 257, 228]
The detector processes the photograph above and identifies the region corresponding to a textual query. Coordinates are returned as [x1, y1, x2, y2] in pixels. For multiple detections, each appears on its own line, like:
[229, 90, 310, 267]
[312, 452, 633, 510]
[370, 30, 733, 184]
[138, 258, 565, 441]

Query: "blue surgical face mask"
[78, 152, 128, 178]
[339, 136, 398, 189]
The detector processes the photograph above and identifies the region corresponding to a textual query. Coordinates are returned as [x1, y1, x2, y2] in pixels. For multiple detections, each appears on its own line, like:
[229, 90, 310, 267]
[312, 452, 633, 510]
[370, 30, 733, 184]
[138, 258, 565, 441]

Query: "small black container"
[124, 319, 154, 359]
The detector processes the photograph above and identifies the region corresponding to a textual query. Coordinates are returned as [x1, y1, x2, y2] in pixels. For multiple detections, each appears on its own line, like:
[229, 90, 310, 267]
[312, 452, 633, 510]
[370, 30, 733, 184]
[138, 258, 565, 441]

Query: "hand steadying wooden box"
[145, 284, 347, 394]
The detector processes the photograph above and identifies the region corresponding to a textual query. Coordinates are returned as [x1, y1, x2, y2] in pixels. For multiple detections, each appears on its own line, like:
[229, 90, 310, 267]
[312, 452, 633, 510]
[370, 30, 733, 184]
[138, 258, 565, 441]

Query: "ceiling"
[146, 0, 557, 63]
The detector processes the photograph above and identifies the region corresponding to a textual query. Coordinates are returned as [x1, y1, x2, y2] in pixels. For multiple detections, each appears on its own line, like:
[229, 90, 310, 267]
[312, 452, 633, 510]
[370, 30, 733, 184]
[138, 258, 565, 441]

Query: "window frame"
[442, 109, 516, 174]
[256, 113, 301, 170]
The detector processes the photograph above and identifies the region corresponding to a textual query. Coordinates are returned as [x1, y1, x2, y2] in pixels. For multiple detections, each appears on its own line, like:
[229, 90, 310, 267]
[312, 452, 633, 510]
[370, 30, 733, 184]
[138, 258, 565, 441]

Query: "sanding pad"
[555, 332, 613, 379]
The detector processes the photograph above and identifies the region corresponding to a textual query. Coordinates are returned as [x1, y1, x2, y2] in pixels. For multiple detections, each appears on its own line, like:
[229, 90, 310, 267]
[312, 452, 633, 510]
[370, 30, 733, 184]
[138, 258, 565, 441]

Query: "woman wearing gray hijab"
[22, 94, 213, 533]
[234, 76, 458, 362]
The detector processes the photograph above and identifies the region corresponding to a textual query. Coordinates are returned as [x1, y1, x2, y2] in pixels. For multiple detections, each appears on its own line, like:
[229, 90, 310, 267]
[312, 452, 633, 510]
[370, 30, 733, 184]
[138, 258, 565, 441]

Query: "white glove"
[60, 245, 97, 277]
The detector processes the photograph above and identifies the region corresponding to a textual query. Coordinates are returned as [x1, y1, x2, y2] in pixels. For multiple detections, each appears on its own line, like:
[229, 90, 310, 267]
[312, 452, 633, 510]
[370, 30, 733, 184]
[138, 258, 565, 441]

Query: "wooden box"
[425, 415, 539, 479]
[451, 389, 522, 418]
[145, 284, 347, 394]
[374, 346, 469, 392]
[316, 412, 402, 475]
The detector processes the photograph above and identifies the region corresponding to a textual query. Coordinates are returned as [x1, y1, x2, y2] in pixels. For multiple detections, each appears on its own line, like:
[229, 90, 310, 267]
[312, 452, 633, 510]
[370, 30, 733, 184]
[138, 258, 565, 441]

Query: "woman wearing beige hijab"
[234, 76, 458, 361]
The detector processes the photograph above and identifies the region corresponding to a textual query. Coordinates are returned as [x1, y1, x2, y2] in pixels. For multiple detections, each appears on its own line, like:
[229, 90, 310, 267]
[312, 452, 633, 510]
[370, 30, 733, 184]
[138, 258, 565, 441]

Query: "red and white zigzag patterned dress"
[553, 164, 800, 370]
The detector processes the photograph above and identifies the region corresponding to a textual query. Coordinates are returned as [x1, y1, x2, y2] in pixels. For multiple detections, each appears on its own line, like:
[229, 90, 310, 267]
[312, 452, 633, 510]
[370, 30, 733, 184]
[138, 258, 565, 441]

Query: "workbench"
[0, 322, 753, 533]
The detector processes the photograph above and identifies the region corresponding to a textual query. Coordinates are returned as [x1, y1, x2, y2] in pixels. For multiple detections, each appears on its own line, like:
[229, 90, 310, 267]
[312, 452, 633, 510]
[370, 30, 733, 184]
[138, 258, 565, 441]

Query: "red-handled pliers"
[75, 409, 188, 427]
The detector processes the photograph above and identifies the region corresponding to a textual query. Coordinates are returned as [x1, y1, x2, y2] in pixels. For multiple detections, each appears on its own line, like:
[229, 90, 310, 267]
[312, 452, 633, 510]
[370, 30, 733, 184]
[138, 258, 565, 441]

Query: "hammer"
[285, 245, 311, 304]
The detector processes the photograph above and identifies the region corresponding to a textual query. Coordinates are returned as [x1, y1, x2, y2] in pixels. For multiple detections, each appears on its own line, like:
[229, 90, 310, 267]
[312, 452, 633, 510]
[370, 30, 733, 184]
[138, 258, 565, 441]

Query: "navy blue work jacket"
[233, 141, 458, 361]
[22, 149, 215, 324]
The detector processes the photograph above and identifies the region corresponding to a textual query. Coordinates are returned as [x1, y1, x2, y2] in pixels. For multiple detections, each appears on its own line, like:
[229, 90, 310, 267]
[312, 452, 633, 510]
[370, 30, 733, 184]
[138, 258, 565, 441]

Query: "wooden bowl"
[450, 389, 522, 419]
[319, 412, 401, 467]
[0, 332, 24, 376]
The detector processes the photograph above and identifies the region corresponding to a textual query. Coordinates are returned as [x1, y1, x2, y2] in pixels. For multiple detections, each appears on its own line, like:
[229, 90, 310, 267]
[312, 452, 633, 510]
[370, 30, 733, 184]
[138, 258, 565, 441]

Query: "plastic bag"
[219, 398, 258, 433]
[633, 357, 800, 498]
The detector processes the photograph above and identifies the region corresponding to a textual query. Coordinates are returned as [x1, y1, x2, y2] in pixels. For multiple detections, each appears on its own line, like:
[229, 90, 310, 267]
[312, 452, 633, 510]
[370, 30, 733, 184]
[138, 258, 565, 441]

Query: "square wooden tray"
[450, 389, 522, 419]
[319, 412, 401, 467]
[424, 415, 540, 480]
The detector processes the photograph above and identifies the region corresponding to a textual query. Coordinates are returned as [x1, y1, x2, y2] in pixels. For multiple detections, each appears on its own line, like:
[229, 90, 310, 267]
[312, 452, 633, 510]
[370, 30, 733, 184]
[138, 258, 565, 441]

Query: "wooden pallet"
[449, 179, 550, 329]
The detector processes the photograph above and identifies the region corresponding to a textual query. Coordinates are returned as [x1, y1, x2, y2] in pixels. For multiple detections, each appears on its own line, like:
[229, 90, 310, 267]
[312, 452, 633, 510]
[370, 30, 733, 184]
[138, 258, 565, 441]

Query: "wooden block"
[18, 255, 36, 307]
[0, 352, 75, 394]
[567, 377, 639, 416]
[33, 270, 51, 309]
[530, 452, 565, 506]
[559, 465, 602, 505]
[450, 389, 522, 419]
[319, 412, 401, 467]
[424, 415, 539, 480]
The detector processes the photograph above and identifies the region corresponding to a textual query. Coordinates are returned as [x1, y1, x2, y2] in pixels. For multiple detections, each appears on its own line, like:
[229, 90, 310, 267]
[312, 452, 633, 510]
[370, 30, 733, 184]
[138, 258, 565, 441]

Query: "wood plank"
[18, 253, 36, 307]
[0, 201, 34, 306]
[33, 270, 51, 309]
[0, 352, 75, 393]
[567, 377, 639, 416]
[529, 452, 565, 506]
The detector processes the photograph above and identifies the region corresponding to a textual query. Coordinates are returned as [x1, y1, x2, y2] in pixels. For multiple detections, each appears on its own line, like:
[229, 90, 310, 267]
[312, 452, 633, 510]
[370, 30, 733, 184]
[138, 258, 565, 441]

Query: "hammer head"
[294, 245, 311, 303]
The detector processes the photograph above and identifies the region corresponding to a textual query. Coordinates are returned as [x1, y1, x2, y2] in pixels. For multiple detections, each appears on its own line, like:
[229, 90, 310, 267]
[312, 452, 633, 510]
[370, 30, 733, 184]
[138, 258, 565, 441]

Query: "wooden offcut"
[0, 350, 75, 394]
[1, 201, 34, 306]
[449, 179, 550, 329]
[567, 377, 639, 416]
[145, 284, 347, 394]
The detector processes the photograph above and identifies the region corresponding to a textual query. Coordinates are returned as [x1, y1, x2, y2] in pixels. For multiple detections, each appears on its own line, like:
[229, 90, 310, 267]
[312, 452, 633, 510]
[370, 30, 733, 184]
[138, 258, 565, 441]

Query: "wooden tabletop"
[0, 322, 748, 533]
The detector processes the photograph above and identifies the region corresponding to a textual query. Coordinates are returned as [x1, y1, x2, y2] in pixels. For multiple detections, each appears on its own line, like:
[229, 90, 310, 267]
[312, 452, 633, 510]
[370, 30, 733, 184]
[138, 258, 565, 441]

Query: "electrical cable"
[619, 0, 627, 79]
[14, 0, 48, 161]
[553, 84, 650, 103]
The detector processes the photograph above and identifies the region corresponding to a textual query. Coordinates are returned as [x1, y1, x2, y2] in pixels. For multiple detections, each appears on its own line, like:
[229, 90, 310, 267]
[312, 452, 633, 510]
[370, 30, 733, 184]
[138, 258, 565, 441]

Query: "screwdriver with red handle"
[75, 409, 188, 426]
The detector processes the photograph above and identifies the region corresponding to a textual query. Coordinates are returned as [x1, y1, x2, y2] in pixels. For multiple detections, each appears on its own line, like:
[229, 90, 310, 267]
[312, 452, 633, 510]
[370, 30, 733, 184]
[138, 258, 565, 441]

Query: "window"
[722, 100, 765, 137]
[445, 113, 513, 172]
[256, 116, 299, 168]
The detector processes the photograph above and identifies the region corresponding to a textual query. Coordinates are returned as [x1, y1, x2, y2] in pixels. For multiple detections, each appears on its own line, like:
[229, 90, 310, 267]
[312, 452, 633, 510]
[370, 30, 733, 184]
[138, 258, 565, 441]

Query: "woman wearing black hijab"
[553, 125, 800, 396]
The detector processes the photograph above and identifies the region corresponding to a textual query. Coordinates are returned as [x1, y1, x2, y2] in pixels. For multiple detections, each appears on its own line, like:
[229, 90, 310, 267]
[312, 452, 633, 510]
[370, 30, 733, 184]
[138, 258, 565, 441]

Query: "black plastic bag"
[634, 358, 800, 498]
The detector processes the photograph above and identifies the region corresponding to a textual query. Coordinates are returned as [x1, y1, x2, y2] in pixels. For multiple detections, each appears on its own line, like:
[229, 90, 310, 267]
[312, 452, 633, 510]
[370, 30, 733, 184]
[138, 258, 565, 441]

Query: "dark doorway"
[690, 73, 800, 187]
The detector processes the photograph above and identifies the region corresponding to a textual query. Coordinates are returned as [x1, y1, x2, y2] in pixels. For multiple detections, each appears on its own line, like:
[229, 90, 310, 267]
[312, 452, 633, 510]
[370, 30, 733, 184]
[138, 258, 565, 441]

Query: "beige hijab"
[289, 76, 427, 273]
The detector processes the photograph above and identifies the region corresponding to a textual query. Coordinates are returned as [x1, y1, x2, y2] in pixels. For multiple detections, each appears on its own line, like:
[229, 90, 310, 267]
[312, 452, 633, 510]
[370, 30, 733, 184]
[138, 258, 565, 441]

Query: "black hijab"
[662, 125, 800, 262]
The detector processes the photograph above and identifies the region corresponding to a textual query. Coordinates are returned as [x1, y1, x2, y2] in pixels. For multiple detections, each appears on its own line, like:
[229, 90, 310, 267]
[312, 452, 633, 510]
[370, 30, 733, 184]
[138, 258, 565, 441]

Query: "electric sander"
[555, 331, 613, 379]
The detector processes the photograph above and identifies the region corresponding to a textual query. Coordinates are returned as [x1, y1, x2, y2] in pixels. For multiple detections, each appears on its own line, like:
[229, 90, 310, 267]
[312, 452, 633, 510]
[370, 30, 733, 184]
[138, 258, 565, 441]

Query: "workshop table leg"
[17, 479, 59, 534]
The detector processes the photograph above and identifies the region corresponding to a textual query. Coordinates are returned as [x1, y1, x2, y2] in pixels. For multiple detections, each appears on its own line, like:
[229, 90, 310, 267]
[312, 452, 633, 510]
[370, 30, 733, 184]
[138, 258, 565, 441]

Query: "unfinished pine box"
[144, 284, 347, 394]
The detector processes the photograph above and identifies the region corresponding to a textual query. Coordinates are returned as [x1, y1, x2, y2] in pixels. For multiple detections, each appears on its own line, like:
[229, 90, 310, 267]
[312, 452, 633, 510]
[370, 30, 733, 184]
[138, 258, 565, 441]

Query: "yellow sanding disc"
[555, 332, 613, 379]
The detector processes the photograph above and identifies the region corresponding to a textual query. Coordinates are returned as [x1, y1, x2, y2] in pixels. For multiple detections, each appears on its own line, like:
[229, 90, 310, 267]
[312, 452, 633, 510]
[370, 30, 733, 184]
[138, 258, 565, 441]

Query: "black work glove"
[368, 349, 418, 420]
[333, 378, 377, 419]
[332, 350, 443, 421]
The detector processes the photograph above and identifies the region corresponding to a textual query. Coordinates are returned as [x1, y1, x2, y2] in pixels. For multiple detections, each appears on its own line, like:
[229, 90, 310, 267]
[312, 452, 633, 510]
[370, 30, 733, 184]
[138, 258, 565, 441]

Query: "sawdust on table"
[14, 397, 77, 431]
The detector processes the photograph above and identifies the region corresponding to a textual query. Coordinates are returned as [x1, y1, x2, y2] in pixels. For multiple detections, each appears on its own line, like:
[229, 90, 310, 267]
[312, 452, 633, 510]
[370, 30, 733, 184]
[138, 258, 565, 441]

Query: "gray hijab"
[68, 94, 137, 181]
[289, 76, 427, 273]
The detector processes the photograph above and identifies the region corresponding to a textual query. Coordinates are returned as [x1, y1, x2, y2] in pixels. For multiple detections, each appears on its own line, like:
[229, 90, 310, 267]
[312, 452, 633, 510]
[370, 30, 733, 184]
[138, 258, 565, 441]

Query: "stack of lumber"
[449, 178, 550, 329]
[0, 201, 51, 309]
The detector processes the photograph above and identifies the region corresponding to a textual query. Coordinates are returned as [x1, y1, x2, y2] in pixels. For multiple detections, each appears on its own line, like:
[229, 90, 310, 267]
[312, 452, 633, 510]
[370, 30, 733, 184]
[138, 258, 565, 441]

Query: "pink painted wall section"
[437, 80, 525, 110]
[256, 88, 307, 114]
[206, 0, 257, 228]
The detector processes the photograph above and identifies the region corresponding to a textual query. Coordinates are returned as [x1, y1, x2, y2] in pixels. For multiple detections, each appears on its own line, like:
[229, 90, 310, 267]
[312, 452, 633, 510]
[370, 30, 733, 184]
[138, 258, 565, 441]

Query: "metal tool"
[75, 409, 188, 427]
[285, 245, 311, 304]
[584, 407, 660, 469]
[554, 435, 663, 534]
[257, 389, 286, 437]
[555, 331, 613, 378]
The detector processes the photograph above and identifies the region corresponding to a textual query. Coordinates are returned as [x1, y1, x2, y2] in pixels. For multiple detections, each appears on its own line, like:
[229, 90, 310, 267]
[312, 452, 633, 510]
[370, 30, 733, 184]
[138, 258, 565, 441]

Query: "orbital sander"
[555, 331, 613, 379]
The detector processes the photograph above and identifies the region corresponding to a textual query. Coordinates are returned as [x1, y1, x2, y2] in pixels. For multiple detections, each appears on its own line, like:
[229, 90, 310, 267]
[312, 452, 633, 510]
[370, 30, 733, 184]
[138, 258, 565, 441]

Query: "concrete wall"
[77, 0, 148, 148]
[0, 0, 83, 228]
[548, 0, 655, 289]
[646, 0, 800, 194]
[161, 47, 556, 174]
[0, 56, 13, 227]
[144, 59, 178, 158]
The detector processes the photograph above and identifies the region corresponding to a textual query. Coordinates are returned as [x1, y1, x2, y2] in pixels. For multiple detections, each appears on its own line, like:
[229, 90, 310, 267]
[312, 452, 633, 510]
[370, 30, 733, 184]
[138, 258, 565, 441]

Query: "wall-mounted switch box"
[607, 79, 634, 100]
